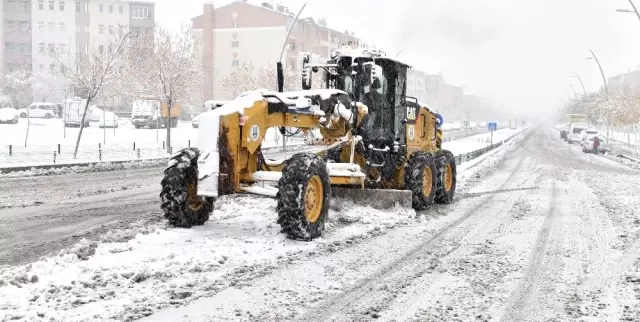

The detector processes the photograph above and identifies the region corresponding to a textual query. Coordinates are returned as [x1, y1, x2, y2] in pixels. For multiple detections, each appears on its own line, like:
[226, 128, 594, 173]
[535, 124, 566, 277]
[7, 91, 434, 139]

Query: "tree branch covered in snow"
[51, 31, 132, 158]
[563, 86, 640, 126]
[3, 70, 33, 108]
[31, 71, 63, 102]
[220, 63, 301, 99]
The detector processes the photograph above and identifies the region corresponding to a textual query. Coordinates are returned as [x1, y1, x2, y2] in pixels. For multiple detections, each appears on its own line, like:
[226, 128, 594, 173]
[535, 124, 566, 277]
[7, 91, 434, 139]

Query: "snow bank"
[0, 159, 167, 178]
[443, 128, 524, 156]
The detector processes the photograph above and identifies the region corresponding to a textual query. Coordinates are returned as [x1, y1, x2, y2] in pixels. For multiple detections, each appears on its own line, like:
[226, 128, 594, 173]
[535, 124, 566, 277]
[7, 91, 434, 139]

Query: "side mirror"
[370, 64, 382, 90]
[301, 53, 312, 90]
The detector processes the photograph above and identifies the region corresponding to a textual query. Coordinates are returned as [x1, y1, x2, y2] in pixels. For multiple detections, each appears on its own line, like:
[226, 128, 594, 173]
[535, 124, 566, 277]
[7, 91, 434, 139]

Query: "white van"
[63, 98, 92, 127]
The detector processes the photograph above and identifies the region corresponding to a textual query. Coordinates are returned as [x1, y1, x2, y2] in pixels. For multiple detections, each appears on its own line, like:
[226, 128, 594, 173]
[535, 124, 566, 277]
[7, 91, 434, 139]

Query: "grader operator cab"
[160, 46, 456, 241]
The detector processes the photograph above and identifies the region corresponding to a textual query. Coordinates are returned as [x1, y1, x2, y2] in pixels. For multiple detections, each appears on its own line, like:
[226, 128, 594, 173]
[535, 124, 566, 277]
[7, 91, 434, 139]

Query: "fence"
[454, 127, 528, 165]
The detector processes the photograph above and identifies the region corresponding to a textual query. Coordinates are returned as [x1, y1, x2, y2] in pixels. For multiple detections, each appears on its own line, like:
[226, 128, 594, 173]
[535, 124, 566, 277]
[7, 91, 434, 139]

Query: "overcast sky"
[154, 0, 640, 118]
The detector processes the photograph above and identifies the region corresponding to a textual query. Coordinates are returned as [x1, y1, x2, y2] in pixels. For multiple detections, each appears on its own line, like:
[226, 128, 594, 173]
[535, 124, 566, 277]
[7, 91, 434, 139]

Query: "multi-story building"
[192, 0, 360, 103]
[1, 0, 154, 104]
[608, 68, 640, 91]
[87, 0, 129, 49]
[3, 0, 32, 74]
[31, 0, 76, 101]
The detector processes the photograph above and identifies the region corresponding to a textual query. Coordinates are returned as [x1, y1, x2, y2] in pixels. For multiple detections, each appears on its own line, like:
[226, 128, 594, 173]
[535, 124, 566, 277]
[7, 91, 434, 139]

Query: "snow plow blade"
[330, 187, 412, 209]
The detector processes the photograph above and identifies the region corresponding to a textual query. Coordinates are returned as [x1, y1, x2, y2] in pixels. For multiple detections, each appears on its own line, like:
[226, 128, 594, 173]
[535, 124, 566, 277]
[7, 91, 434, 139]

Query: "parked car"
[0, 107, 19, 124]
[581, 135, 606, 154]
[18, 102, 58, 119]
[567, 123, 588, 143]
[192, 114, 200, 128]
[99, 111, 119, 128]
[579, 129, 599, 142]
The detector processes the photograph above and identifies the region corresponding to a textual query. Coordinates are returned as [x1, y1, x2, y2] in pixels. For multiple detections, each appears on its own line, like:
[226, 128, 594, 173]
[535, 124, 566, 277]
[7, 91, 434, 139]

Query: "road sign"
[488, 122, 497, 131]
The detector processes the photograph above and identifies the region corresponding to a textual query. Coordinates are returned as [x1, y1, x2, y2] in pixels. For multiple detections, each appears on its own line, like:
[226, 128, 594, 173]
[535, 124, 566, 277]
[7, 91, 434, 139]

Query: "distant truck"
[508, 118, 518, 129]
[63, 97, 93, 127]
[561, 114, 588, 141]
[131, 98, 181, 129]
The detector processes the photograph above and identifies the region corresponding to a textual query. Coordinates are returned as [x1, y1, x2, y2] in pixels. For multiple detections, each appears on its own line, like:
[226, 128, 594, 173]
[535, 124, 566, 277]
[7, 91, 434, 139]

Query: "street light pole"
[277, 1, 308, 93]
[625, 0, 640, 22]
[568, 83, 578, 98]
[588, 49, 609, 98]
[573, 70, 587, 97]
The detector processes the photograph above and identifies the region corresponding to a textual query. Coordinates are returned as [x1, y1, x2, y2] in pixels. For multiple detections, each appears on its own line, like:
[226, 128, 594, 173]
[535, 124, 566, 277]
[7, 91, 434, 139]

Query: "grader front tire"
[276, 153, 330, 241]
[406, 152, 438, 211]
[160, 147, 214, 228]
[435, 150, 457, 204]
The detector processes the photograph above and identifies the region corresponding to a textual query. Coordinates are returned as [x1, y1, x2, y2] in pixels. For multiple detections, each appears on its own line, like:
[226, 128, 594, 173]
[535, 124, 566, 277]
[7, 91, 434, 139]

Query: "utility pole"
[573, 70, 587, 97]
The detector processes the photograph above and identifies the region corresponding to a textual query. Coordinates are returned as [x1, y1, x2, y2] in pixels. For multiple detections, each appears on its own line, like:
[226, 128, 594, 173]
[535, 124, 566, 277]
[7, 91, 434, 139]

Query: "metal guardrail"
[454, 128, 528, 165]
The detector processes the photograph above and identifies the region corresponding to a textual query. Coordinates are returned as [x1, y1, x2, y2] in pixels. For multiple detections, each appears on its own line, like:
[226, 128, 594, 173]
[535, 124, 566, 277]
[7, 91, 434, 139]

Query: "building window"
[108, 4, 113, 13]
[131, 6, 149, 19]
[6, 43, 16, 53]
[48, 22, 55, 31]
[18, 1, 29, 11]
[99, 4, 103, 12]
[38, 0, 44, 9]
[231, 40, 239, 48]
[60, 1, 65, 10]
[19, 21, 29, 32]
[98, 45, 104, 54]
[232, 60, 239, 67]
[59, 43, 65, 53]
[6, 21, 16, 31]
[39, 43, 45, 53]
[119, 5, 123, 13]
[38, 21, 44, 31]
[108, 25, 114, 35]
[49, 0, 54, 10]
[48, 43, 55, 53]
[290, 41, 296, 51]
[118, 25, 124, 36]
[99, 25, 104, 34]
[75, 1, 79, 11]
[59, 22, 65, 31]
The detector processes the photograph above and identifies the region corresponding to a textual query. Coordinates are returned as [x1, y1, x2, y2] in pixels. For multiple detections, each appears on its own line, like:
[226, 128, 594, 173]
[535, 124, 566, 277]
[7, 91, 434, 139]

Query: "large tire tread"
[160, 147, 214, 228]
[276, 153, 330, 241]
[435, 149, 457, 204]
[405, 152, 438, 211]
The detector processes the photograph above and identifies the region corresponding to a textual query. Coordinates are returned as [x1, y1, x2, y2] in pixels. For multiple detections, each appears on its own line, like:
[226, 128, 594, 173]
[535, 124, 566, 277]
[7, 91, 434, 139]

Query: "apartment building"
[2, 0, 154, 103]
[192, 0, 360, 102]
[3, 0, 32, 73]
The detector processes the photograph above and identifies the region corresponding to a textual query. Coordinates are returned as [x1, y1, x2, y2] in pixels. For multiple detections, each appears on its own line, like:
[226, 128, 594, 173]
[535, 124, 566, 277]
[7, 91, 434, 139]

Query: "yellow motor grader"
[160, 46, 456, 240]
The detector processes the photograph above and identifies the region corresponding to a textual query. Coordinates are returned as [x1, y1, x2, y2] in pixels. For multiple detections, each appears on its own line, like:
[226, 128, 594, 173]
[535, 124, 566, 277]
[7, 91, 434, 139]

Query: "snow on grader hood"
[160, 64, 457, 242]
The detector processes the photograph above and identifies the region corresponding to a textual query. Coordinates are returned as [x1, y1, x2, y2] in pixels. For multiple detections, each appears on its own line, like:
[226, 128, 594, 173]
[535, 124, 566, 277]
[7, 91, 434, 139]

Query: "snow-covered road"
[2, 126, 640, 322]
[141, 127, 639, 322]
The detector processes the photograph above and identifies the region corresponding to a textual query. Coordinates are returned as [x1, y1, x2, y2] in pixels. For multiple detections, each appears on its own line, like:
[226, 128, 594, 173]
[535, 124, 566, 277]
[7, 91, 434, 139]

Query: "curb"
[0, 157, 170, 174]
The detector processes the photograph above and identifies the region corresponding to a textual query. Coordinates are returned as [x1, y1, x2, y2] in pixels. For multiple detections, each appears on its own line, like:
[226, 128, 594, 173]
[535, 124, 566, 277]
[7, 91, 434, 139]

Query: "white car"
[99, 111, 119, 128]
[581, 135, 605, 154]
[579, 129, 598, 142]
[0, 107, 19, 124]
[18, 102, 57, 119]
[567, 123, 588, 143]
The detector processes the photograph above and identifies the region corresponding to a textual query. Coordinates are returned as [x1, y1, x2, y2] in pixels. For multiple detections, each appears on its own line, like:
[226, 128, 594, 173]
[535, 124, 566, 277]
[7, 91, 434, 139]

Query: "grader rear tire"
[160, 147, 214, 228]
[435, 150, 457, 204]
[406, 152, 438, 211]
[276, 153, 330, 241]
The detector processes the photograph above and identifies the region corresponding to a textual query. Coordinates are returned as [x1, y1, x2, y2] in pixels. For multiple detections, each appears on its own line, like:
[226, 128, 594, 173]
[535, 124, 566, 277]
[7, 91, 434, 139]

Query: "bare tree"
[4, 70, 34, 146]
[131, 24, 202, 153]
[53, 32, 131, 158]
[221, 63, 301, 98]
[31, 71, 60, 102]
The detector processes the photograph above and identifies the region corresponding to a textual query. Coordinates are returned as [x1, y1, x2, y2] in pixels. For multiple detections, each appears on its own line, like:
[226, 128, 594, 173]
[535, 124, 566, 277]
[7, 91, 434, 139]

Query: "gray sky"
[155, 0, 640, 118]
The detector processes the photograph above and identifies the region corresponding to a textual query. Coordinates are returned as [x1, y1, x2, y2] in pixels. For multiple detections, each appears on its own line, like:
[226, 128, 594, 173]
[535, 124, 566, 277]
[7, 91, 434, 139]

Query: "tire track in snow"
[500, 181, 558, 322]
[296, 143, 531, 321]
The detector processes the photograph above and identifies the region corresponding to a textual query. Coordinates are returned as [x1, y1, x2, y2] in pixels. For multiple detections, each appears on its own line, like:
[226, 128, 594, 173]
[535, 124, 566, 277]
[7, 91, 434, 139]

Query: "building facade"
[1, 0, 154, 104]
[3, 0, 32, 74]
[192, 0, 360, 103]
